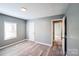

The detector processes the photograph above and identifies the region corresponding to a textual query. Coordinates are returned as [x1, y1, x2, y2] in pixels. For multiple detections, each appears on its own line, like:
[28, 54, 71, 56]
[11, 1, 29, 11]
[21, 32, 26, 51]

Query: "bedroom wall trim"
[27, 39, 51, 47]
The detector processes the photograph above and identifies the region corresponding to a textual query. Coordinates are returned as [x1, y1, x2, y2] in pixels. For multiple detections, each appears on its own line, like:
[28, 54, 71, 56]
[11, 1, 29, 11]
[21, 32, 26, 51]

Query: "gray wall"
[0, 14, 26, 47]
[26, 15, 64, 45]
[65, 4, 79, 56]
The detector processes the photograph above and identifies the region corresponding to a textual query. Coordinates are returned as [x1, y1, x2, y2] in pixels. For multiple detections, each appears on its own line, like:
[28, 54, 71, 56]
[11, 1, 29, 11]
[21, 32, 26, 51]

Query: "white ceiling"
[0, 3, 69, 20]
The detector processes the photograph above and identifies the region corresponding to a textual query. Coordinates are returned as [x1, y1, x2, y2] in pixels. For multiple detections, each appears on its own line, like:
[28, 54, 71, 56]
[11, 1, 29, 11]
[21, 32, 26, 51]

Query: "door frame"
[51, 17, 67, 55]
[53, 20, 62, 44]
[51, 19, 63, 46]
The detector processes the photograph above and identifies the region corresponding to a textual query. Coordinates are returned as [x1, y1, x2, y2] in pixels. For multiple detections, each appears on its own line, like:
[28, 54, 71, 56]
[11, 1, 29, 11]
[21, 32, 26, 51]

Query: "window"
[4, 22, 17, 40]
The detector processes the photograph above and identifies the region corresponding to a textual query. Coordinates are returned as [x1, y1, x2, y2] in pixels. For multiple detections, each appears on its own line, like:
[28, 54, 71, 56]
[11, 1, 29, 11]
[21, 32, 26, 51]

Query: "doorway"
[53, 20, 62, 43]
[51, 18, 66, 55]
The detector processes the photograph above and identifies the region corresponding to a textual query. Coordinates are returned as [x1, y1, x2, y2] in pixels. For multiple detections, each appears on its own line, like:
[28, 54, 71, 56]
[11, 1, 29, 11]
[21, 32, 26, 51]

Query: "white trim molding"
[27, 39, 51, 47]
[0, 39, 51, 50]
[35, 41, 51, 47]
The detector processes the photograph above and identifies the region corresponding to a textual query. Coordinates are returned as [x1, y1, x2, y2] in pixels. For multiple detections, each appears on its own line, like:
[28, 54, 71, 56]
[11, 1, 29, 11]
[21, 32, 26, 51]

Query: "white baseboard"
[35, 41, 51, 47]
[0, 39, 51, 50]
[27, 39, 51, 47]
[0, 39, 26, 50]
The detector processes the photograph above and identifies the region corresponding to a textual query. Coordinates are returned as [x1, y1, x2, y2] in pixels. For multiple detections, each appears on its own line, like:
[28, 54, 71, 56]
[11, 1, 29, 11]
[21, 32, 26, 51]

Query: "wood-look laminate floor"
[0, 40, 63, 56]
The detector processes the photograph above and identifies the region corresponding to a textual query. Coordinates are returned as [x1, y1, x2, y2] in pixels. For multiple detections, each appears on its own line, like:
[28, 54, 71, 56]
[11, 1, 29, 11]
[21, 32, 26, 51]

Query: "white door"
[28, 21, 34, 41]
